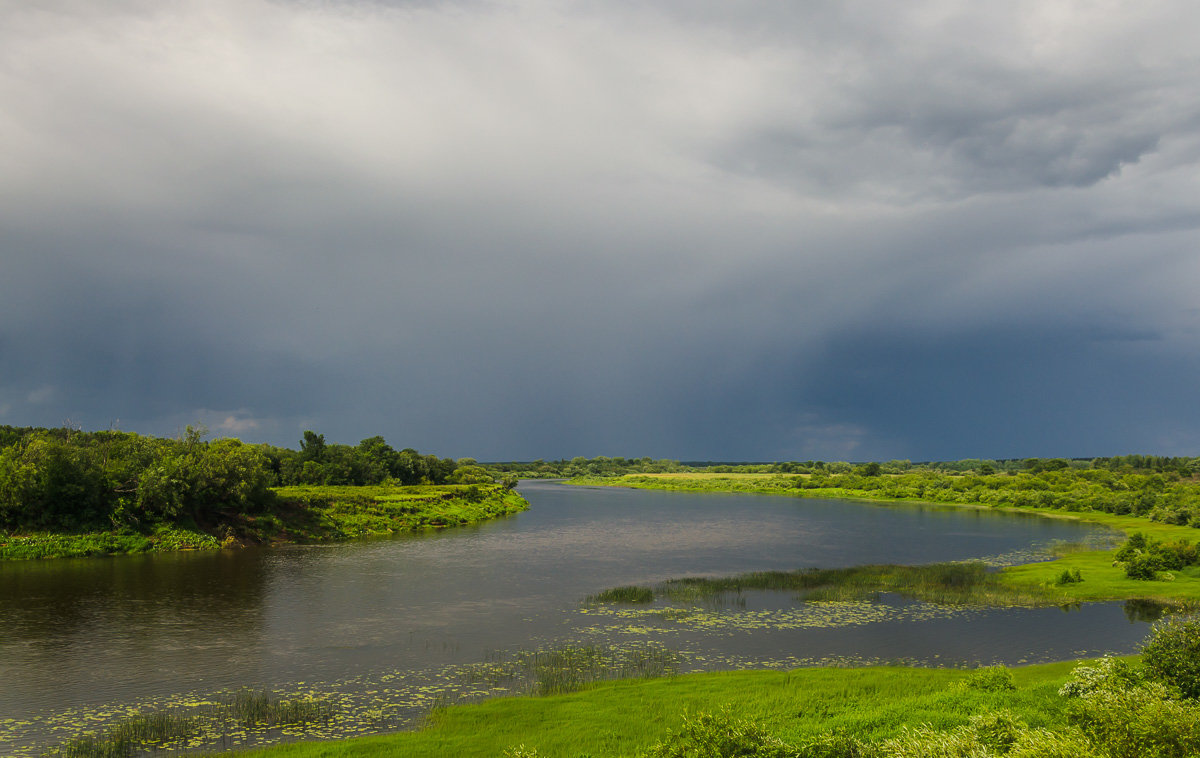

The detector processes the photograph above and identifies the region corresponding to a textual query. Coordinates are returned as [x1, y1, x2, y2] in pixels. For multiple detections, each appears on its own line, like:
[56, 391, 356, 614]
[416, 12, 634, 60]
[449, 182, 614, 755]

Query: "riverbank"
[569, 473, 1200, 605]
[224, 658, 1094, 757]
[0, 484, 528, 561]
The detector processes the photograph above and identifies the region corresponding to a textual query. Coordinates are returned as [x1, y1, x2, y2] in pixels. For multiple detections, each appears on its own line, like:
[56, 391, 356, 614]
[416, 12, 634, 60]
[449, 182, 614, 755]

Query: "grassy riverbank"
[570, 473, 1200, 605]
[223, 659, 1092, 757]
[0, 484, 527, 561]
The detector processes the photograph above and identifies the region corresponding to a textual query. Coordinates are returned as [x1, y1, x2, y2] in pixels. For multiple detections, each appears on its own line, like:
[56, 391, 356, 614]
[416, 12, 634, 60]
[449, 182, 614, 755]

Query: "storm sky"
[2, 0, 1199, 461]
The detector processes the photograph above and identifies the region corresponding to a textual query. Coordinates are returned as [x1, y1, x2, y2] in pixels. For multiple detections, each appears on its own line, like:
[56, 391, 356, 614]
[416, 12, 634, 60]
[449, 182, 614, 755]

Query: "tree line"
[0, 425, 486, 532]
[486, 455, 1200, 479]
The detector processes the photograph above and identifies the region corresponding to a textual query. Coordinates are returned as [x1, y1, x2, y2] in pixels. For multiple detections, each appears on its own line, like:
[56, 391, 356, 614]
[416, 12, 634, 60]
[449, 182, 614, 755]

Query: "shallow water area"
[0, 480, 1149, 755]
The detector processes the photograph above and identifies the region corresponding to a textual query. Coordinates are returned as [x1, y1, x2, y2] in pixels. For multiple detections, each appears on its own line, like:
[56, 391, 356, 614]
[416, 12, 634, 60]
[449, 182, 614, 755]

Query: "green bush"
[796, 729, 874, 758]
[963, 666, 1016, 692]
[1055, 568, 1083, 585]
[1067, 680, 1200, 758]
[1123, 552, 1161, 580]
[641, 709, 793, 758]
[1142, 614, 1200, 699]
[1058, 656, 1145, 698]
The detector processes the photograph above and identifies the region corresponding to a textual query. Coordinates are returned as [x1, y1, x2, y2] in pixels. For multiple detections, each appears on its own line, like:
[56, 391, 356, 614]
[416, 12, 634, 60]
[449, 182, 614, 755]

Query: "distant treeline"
[0, 425, 493, 532]
[486, 455, 1200, 479]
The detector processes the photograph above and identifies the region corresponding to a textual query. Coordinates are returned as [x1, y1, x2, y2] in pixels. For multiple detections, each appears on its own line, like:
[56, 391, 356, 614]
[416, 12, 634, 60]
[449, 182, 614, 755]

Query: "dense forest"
[0, 425, 491, 533]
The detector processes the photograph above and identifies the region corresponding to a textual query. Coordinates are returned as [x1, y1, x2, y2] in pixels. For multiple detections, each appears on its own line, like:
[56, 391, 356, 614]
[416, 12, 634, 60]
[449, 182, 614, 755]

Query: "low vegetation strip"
[587, 563, 1062, 608]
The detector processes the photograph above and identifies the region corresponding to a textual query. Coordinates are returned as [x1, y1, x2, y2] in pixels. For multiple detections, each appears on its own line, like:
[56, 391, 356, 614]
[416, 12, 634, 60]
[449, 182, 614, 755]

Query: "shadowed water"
[0, 481, 1152, 753]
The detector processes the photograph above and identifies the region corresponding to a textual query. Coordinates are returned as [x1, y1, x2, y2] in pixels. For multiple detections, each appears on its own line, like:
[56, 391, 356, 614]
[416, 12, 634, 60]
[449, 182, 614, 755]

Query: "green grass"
[228, 660, 1090, 758]
[0, 484, 528, 561]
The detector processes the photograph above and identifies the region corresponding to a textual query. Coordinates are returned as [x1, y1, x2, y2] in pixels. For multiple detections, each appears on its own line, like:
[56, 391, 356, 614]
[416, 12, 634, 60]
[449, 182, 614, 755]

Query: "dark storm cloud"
[1, 0, 1198, 459]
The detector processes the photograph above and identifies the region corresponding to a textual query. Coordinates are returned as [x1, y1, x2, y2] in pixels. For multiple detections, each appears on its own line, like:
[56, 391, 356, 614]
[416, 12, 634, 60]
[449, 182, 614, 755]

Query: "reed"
[41, 691, 333, 758]
[586, 585, 655, 604]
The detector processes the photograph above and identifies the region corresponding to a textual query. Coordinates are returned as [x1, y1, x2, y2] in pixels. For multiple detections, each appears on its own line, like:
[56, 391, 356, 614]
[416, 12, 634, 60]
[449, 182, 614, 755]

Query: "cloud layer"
[2, 0, 1199, 460]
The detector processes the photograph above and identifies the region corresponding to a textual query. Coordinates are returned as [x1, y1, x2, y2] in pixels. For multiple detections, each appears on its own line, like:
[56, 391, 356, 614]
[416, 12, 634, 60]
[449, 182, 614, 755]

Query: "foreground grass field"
[572, 473, 1200, 606]
[0, 484, 527, 560]
[233, 661, 1085, 758]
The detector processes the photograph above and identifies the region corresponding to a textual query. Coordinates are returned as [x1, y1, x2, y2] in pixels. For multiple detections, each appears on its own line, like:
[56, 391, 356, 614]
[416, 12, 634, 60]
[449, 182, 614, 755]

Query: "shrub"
[796, 729, 875, 758]
[1067, 679, 1200, 758]
[642, 709, 793, 758]
[1059, 656, 1144, 699]
[1055, 568, 1083, 585]
[1124, 552, 1161, 580]
[963, 666, 1016, 692]
[1142, 614, 1200, 699]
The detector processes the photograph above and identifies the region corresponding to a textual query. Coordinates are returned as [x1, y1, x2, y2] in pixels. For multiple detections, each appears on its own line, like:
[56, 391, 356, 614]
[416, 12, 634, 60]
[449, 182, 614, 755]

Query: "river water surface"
[0, 480, 1155, 753]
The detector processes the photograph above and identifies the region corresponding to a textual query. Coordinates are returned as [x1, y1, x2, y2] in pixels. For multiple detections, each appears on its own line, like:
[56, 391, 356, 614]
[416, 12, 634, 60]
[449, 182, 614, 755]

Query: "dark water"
[0, 481, 1153, 750]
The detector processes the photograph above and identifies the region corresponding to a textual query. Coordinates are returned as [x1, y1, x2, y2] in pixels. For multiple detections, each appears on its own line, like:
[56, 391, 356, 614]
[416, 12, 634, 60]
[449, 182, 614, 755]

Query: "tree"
[299, 431, 326, 463]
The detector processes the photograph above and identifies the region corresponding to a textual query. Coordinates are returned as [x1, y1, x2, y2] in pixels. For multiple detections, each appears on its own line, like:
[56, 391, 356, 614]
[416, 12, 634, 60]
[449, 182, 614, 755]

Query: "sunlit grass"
[231, 660, 1094, 758]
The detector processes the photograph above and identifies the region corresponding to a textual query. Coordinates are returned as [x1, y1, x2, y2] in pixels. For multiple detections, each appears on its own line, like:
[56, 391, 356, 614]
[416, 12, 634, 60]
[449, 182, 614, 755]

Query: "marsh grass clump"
[517, 644, 683, 695]
[40, 691, 334, 758]
[589, 563, 1055, 610]
[462, 643, 684, 698]
[42, 711, 198, 758]
[587, 585, 655, 604]
[227, 689, 333, 727]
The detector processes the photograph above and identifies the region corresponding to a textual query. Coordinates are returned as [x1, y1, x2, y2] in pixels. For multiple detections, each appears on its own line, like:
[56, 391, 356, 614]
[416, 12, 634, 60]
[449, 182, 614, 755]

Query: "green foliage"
[796, 729, 874, 758]
[0, 425, 492, 559]
[1057, 656, 1145, 699]
[964, 667, 1016, 693]
[266, 432, 460, 487]
[1066, 679, 1200, 758]
[1142, 614, 1200, 699]
[1123, 552, 1161, 580]
[574, 463, 1200, 529]
[878, 714, 1098, 758]
[1113, 532, 1199, 580]
[641, 708, 794, 758]
[1054, 568, 1083, 585]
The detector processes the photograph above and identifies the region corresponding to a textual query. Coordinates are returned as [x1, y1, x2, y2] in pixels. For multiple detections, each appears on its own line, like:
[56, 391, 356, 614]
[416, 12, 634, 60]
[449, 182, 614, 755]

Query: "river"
[0, 480, 1154, 754]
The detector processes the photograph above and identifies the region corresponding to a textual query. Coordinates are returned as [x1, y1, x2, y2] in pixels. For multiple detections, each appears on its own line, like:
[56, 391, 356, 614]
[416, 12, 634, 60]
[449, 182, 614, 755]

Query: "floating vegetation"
[578, 597, 982, 637]
[464, 643, 684, 696]
[16, 643, 682, 758]
[36, 689, 333, 758]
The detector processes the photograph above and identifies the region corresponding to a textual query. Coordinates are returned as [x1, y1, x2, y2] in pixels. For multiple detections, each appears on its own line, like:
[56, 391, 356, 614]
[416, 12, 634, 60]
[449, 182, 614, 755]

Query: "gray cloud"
[1, 0, 1198, 459]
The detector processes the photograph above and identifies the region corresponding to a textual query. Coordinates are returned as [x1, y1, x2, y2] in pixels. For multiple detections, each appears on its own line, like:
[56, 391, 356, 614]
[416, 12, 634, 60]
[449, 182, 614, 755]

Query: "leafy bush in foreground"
[1142, 613, 1200, 699]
